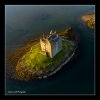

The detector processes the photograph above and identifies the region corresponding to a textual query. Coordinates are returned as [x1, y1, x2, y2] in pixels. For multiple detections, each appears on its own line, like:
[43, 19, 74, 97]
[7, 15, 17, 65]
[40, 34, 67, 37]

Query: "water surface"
[5, 5, 95, 95]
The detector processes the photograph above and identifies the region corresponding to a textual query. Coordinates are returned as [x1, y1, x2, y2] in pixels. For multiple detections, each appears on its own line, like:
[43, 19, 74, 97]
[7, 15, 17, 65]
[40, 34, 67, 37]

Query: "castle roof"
[48, 34, 60, 42]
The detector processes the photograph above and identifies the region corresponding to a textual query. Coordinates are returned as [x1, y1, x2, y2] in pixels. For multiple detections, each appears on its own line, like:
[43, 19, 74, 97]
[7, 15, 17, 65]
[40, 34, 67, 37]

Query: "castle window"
[46, 52, 49, 57]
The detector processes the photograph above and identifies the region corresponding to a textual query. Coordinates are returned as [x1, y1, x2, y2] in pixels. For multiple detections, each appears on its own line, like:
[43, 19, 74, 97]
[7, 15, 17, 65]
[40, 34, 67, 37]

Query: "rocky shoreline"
[6, 27, 79, 80]
[82, 12, 95, 29]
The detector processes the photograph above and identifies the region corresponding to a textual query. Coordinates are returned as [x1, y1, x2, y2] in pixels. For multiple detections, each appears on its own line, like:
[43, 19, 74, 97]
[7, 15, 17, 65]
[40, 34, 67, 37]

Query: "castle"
[40, 30, 62, 58]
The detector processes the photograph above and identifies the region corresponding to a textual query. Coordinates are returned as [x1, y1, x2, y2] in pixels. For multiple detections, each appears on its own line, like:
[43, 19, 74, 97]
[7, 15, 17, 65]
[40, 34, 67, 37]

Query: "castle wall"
[51, 37, 62, 58]
[46, 40, 52, 58]
[40, 39, 46, 51]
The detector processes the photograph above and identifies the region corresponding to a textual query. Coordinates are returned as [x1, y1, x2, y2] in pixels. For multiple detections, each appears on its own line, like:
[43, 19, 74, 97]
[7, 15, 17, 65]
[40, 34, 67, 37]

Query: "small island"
[7, 27, 78, 80]
[82, 12, 95, 29]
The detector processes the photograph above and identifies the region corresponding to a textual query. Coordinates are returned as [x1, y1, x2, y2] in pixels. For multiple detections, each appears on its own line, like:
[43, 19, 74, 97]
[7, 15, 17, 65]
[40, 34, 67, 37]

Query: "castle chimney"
[50, 30, 53, 34]
[54, 31, 56, 34]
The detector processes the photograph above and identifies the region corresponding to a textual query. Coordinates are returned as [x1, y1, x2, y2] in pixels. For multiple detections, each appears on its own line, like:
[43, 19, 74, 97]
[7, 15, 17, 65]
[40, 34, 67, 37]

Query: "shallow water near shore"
[5, 5, 95, 95]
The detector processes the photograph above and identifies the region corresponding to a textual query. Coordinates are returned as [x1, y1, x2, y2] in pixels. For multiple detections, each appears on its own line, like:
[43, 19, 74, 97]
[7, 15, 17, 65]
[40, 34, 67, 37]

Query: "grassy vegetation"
[6, 26, 78, 80]
[6, 27, 77, 80]
[16, 39, 71, 79]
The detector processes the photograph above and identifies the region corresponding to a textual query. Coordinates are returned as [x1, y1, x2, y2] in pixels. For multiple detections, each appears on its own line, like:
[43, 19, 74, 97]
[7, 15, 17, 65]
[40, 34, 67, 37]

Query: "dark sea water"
[5, 5, 95, 95]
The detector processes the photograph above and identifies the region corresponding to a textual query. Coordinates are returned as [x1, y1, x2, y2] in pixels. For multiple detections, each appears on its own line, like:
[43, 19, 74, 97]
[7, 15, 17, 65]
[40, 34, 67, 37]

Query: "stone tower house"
[40, 31, 62, 58]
